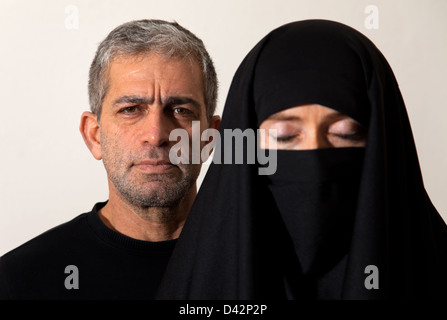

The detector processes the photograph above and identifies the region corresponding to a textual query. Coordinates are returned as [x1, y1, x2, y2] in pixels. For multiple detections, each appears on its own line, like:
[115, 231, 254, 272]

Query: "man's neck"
[98, 186, 195, 242]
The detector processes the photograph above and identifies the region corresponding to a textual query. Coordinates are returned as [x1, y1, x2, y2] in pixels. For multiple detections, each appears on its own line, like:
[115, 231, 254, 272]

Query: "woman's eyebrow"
[324, 111, 350, 121]
[267, 110, 349, 122]
[269, 114, 303, 121]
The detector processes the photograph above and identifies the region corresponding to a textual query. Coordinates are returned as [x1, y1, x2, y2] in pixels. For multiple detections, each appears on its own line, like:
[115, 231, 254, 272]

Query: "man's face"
[98, 53, 211, 208]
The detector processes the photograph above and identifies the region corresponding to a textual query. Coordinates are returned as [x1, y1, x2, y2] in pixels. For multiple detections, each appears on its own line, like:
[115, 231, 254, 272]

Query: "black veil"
[157, 20, 447, 299]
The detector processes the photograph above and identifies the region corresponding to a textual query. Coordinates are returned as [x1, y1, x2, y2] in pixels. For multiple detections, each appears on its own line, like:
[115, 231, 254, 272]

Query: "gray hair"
[88, 19, 218, 120]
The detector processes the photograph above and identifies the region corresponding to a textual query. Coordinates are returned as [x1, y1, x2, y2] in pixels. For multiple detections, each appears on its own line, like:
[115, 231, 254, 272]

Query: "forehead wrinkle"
[112, 95, 155, 106]
[163, 96, 201, 109]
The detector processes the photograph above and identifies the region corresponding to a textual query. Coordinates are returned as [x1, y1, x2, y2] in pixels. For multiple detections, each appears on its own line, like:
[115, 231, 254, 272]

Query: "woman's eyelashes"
[274, 134, 299, 143]
[328, 120, 367, 143]
[266, 120, 366, 147]
[270, 128, 301, 143]
[329, 132, 365, 141]
[258, 105, 367, 149]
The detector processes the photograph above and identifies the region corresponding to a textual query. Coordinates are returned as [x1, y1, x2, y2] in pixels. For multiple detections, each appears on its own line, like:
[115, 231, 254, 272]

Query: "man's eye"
[173, 107, 193, 115]
[119, 106, 139, 114]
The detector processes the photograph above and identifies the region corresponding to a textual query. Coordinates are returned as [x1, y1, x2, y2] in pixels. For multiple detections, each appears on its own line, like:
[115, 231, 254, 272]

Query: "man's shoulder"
[0, 204, 103, 299]
[0, 212, 89, 265]
[0, 201, 110, 266]
[1, 202, 106, 263]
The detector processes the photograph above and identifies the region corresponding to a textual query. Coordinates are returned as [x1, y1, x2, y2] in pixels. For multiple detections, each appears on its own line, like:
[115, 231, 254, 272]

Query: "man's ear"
[80, 111, 102, 160]
[202, 115, 221, 148]
[200, 115, 221, 163]
[209, 115, 221, 131]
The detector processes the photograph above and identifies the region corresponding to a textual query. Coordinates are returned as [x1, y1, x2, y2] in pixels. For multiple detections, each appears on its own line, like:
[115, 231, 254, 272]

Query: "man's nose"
[139, 109, 173, 147]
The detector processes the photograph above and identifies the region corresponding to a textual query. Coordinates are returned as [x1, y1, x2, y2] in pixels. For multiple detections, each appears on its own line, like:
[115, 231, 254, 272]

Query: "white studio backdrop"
[0, 0, 446, 256]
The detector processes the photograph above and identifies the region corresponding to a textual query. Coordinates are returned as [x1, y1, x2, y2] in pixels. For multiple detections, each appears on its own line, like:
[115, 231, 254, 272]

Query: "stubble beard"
[101, 134, 200, 212]
[111, 170, 197, 208]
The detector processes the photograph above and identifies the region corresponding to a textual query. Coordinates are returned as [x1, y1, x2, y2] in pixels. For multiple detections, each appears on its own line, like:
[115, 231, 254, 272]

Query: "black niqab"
[157, 20, 447, 299]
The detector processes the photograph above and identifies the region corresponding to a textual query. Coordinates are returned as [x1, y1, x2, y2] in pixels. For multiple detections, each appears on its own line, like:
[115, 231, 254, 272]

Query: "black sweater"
[0, 202, 176, 299]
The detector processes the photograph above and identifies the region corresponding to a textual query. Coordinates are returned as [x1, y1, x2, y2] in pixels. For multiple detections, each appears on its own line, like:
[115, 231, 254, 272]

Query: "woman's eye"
[274, 134, 298, 143]
[329, 119, 367, 142]
[331, 133, 365, 141]
[262, 122, 301, 144]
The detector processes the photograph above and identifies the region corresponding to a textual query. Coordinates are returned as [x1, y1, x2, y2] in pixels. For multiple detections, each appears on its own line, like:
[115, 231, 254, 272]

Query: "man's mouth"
[132, 160, 176, 174]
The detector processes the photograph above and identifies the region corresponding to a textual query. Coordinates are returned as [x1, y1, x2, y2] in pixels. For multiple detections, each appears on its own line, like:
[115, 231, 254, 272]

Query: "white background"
[1, 0, 446, 256]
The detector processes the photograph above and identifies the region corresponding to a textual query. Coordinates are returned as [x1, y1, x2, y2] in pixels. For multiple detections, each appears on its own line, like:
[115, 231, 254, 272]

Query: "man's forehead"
[109, 53, 200, 75]
[106, 54, 204, 96]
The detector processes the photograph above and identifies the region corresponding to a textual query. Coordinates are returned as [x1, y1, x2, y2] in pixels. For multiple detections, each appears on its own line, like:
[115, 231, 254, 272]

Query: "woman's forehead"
[266, 104, 347, 119]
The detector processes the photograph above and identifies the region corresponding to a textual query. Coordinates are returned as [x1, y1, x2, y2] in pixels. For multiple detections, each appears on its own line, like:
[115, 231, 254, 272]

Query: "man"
[0, 19, 220, 299]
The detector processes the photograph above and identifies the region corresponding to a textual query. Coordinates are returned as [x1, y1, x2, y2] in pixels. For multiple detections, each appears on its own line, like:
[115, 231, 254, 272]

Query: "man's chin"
[121, 180, 193, 208]
[126, 193, 183, 208]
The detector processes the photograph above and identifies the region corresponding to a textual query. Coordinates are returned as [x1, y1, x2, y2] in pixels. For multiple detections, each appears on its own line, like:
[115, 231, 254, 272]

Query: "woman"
[157, 20, 447, 299]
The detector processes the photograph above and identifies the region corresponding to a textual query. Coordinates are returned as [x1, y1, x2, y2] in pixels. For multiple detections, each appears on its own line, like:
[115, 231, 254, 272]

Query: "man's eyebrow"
[112, 95, 154, 107]
[164, 96, 201, 110]
[111, 95, 201, 110]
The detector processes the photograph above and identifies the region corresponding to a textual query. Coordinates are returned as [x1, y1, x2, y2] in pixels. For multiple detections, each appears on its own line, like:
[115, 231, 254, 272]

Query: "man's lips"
[132, 160, 176, 173]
